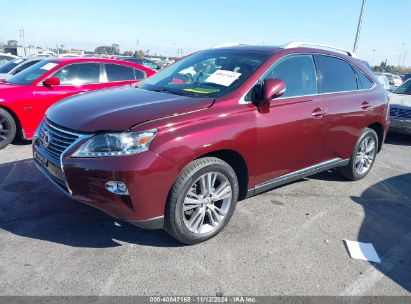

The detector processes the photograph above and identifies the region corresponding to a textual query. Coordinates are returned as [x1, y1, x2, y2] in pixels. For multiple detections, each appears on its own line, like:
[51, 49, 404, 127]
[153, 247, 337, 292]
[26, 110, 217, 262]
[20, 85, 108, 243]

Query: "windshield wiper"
[155, 87, 185, 96]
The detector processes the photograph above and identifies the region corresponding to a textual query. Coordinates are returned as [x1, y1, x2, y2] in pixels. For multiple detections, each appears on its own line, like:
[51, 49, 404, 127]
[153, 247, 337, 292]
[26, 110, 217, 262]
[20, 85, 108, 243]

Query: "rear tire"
[338, 128, 378, 181]
[164, 157, 239, 245]
[0, 108, 16, 150]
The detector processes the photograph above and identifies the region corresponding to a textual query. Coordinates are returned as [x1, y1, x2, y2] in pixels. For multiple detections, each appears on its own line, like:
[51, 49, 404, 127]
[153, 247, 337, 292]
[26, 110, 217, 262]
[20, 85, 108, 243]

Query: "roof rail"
[282, 41, 358, 58]
[212, 42, 249, 49]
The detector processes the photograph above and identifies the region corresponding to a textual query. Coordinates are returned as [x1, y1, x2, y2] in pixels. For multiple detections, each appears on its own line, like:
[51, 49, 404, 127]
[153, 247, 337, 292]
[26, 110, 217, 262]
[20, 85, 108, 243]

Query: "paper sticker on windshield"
[40, 63, 59, 70]
[14, 59, 24, 64]
[205, 70, 241, 87]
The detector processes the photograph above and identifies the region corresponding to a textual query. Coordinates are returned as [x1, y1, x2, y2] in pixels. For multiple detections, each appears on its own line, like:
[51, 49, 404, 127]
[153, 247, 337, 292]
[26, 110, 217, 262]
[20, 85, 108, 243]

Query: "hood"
[46, 87, 214, 132]
[389, 92, 411, 107]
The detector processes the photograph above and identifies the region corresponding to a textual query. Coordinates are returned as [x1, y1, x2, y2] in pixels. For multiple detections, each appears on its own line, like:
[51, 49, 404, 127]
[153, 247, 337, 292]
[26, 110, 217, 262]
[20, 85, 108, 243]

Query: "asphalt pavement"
[0, 134, 410, 296]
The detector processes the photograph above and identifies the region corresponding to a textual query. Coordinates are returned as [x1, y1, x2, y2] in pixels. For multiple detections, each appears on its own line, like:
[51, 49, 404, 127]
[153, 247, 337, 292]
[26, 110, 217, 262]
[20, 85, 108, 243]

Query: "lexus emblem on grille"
[42, 131, 51, 148]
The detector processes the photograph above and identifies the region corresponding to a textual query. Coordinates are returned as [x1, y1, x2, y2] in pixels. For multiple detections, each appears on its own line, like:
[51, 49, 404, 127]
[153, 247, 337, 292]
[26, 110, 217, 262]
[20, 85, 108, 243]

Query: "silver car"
[389, 79, 411, 135]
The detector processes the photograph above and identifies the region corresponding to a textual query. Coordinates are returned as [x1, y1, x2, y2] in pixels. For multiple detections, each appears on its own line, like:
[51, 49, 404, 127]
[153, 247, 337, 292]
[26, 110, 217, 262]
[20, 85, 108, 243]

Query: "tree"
[138, 49, 145, 57]
[112, 43, 120, 55]
[95, 45, 111, 54]
[7, 40, 18, 47]
[373, 60, 411, 74]
[123, 50, 133, 56]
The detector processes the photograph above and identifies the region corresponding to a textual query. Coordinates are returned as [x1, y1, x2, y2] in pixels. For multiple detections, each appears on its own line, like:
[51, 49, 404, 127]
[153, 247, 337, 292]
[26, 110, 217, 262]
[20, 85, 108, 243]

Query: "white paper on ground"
[344, 240, 381, 263]
[205, 70, 241, 87]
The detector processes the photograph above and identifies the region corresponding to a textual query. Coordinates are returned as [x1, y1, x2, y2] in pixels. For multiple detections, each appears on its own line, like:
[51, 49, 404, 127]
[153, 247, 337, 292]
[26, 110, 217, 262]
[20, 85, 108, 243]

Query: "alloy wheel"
[355, 135, 376, 175]
[0, 114, 11, 144]
[182, 172, 233, 234]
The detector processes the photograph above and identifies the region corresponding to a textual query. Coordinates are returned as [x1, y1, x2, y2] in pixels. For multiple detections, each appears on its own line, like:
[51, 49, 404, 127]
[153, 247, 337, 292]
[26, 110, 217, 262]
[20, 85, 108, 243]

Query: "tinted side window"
[12, 60, 41, 75]
[134, 69, 146, 80]
[143, 60, 159, 70]
[106, 64, 135, 81]
[264, 55, 317, 98]
[317, 55, 357, 93]
[354, 66, 374, 89]
[54, 63, 100, 85]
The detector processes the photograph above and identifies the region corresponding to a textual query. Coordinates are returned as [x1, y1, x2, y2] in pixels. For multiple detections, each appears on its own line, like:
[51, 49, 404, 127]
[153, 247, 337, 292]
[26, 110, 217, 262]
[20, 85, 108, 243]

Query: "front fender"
[147, 106, 258, 187]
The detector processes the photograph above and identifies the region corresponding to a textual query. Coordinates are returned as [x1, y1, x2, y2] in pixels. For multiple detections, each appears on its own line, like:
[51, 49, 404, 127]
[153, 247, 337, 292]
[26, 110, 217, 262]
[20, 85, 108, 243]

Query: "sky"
[1, 0, 410, 66]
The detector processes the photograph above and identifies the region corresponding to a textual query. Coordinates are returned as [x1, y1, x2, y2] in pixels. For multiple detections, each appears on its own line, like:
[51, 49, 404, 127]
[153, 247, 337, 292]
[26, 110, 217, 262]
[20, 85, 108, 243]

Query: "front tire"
[0, 108, 16, 150]
[338, 128, 378, 181]
[164, 157, 239, 245]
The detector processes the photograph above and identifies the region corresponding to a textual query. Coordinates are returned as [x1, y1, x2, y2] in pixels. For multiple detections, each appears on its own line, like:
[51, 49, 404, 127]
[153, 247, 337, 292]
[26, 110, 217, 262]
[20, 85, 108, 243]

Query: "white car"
[389, 79, 411, 134]
[0, 53, 18, 66]
[384, 73, 403, 87]
[376, 74, 392, 91]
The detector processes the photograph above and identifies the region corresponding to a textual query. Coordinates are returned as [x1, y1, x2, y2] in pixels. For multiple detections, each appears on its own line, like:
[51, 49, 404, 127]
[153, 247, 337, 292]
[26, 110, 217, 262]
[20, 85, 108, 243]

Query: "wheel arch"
[367, 122, 384, 152]
[197, 149, 249, 201]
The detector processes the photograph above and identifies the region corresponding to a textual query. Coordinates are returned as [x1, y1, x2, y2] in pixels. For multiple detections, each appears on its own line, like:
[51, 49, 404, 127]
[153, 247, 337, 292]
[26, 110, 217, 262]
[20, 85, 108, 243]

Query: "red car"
[0, 57, 155, 149]
[33, 44, 389, 244]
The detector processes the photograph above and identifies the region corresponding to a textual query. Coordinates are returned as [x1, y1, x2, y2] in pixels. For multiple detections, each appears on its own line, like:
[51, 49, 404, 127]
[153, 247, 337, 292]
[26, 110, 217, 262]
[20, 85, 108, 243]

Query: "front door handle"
[361, 101, 372, 110]
[312, 108, 325, 118]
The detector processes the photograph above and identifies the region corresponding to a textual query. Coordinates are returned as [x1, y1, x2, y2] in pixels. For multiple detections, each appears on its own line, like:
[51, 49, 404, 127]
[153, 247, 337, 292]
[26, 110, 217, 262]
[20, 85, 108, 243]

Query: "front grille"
[397, 108, 411, 119]
[390, 106, 399, 117]
[390, 105, 411, 119]
[38, 120, 80, 159]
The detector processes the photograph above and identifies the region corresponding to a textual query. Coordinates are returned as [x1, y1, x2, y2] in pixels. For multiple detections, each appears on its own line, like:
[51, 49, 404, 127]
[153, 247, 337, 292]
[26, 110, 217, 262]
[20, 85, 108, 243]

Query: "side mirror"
[43, 77, 60, 87]
[263, 78, 286, 101]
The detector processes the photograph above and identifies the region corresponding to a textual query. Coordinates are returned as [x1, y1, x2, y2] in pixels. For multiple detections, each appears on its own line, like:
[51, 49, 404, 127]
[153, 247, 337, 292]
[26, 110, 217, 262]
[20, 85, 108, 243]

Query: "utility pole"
[136, 39, 139, 52]
[401, 50, 407, 67]
[30, 0, 37, 52]
[19, 28, 26, 56]
[398, 43, 405, 67]
[353, 0, 367, 53]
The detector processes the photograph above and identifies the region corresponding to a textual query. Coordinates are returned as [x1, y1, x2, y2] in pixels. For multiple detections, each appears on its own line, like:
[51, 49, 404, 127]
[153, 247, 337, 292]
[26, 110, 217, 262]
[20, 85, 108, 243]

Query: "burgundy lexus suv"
[33, 44, 389, 244]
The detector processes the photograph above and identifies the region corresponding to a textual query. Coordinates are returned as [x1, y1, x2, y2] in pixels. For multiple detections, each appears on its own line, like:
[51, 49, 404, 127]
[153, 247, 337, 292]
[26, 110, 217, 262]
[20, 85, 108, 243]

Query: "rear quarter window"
[134, 69, 146, 80]
[354, 66, 374, 90]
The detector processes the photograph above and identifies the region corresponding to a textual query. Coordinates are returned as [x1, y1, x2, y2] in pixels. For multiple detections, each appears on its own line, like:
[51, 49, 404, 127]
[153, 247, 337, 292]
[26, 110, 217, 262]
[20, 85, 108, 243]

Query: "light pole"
[398, 43, 405, 67]
[353, 0, 367, 54]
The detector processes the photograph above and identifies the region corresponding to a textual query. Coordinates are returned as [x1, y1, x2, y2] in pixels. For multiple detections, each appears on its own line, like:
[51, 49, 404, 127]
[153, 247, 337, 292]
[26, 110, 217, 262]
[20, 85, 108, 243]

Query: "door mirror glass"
[263, 78, 286, 101]
[43, 77, 61, 87]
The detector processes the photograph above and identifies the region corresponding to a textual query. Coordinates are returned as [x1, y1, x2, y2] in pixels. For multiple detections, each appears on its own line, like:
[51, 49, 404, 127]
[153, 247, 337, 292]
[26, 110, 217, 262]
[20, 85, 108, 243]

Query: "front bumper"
[32, 126, 178, 229]
[389, 117, 411, 135]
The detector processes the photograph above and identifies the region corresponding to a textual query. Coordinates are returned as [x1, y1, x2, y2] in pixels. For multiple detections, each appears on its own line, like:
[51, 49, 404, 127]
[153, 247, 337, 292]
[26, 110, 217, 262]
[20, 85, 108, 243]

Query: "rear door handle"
[312, 108, 326, 118]
[361, 101, 372, 110]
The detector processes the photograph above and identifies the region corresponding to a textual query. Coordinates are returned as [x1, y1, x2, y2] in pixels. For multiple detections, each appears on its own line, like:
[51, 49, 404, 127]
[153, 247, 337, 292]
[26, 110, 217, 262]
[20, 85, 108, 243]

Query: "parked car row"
[0, 57, 44, 81]
[26, 42, 389, 244]
[374, 72, 403, 91]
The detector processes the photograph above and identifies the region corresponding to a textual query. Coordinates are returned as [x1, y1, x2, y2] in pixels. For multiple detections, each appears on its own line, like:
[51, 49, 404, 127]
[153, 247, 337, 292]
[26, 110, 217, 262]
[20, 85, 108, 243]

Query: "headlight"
[72, 129, 158, 157]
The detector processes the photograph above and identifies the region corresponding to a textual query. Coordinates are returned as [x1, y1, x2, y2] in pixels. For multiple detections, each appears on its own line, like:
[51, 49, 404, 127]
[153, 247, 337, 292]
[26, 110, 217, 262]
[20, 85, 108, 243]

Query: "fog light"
[105, 181, 129, 195]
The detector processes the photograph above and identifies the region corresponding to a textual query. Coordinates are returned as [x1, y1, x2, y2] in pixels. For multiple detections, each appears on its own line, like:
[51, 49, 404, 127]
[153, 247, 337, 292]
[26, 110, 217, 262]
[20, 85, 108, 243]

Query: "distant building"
[4, 46, 37, 57]
[70, 49, 85, 56]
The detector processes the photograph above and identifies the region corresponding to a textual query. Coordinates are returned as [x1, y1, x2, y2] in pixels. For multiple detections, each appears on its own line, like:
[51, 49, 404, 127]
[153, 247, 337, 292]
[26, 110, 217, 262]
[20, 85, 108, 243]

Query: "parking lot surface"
[0, 134, 411, 296]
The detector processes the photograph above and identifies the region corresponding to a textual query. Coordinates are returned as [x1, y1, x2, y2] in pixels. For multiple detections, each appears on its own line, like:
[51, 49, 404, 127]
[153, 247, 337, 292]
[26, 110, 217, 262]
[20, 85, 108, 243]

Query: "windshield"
[6, 60, 60, 85]
[0, 58, 25, 73]
[393, 79, 411, 95]
[138, 49, 270, 98]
